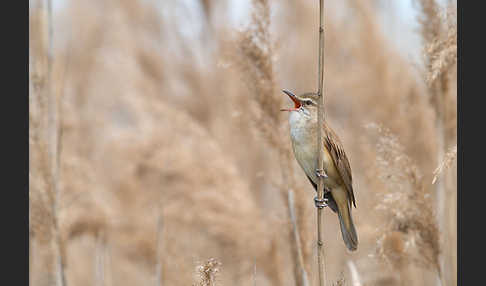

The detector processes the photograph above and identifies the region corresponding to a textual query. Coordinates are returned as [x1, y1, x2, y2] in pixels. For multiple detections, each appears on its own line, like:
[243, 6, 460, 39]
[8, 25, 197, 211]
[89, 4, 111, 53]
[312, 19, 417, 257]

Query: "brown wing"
[322, 122, 356, 207]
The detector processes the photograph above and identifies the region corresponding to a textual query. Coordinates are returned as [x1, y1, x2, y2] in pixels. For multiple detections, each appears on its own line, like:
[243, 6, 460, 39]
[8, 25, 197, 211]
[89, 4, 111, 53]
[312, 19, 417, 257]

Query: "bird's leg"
[314, 169, 329, 208]
[315, 168, 328, 179]
[314, 186, 331, 209]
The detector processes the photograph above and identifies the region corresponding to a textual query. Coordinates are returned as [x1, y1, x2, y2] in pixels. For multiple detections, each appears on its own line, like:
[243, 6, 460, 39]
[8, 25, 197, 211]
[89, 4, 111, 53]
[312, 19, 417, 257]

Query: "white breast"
[289, 111, 318, 181]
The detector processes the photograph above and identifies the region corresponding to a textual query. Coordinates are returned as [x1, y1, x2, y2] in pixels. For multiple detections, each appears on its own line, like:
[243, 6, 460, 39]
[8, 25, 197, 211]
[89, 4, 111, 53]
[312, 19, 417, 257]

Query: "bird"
[280, 89, 358, 251]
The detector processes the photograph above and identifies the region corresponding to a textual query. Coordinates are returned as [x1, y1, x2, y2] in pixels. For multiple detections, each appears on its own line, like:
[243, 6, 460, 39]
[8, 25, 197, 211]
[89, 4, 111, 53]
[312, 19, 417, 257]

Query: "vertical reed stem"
[45, 0, 67, 285]
[316, 1, 326, 286]
[95, 233, 106, 286]
[288, 190, 310, 286]
[155, 214, 163, 286]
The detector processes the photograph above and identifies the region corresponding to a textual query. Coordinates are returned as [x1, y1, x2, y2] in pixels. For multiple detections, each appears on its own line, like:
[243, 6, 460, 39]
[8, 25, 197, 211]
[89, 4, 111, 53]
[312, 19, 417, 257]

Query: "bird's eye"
[305, 101, 311, 105]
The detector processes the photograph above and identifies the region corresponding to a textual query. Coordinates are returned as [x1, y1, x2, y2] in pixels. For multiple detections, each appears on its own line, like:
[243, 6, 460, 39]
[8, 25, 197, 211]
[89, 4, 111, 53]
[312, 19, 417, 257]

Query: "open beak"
[280, 89, 301, 112]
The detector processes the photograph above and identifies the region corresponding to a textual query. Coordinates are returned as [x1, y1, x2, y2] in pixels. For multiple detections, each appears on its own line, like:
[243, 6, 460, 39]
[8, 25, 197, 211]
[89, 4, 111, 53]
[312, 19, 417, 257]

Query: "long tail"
[332, 189, 358, 251]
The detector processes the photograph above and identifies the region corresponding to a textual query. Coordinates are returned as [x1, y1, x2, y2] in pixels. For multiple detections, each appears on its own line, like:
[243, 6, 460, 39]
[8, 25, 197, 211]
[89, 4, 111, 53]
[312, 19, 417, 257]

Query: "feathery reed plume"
[417, 0, 443, 45]
[419, 0, 457, 89]
[235, 0, 282, 149]
[432, 145, 457, 185]
[233, 1, 312, 284]
[417, 1, 457, 285]
[367, 123, 441, 279]
[193, 258, 222, 286]
[417, 0, 457, 146]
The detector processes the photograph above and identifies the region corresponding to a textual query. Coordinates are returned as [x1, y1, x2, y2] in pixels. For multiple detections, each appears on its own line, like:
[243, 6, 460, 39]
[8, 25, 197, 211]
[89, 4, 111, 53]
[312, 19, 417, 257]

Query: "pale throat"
[288, 109, 317, 143]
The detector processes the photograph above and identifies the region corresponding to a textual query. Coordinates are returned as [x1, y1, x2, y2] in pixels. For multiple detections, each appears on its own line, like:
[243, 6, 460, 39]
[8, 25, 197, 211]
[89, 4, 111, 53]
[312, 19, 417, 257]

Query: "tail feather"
[337, 200, 358, 251]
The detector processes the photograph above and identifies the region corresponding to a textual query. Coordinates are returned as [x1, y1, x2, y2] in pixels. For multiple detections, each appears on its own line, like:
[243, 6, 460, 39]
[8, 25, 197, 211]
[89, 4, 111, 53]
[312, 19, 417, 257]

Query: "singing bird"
[280, 90, 358, 251]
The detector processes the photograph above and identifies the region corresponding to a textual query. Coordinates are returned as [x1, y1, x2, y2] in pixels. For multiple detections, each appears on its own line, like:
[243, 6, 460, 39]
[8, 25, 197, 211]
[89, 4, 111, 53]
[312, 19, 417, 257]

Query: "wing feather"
[323, 123, 356, 207]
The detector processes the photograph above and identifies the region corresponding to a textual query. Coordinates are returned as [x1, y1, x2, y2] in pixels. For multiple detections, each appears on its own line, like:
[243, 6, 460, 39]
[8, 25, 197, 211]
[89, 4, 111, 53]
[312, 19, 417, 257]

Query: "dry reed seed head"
[194, 258, 222, 286]
[333, 272, 346, 286]
[432, 145, 457, 184]
[235, 0, 274, 96]
[417, 0, 443, 44]
[424, 23, 457, 87]
[366, 123, 441, 273]
[376, 231, 408, 270]
[418, 0, 457, 89]
[233, 0, 289, 155]
[366, 123, 423, 191]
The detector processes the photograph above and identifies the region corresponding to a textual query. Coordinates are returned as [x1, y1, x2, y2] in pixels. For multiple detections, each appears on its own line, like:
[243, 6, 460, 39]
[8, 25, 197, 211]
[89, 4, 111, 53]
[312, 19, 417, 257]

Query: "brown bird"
[280, 90, 358, 251]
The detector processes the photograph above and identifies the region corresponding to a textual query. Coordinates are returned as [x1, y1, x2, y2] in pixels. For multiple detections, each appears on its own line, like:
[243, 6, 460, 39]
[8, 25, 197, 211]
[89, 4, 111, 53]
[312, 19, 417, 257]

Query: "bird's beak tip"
[281, 89, 293, 96]
[281, 89, 301, 110]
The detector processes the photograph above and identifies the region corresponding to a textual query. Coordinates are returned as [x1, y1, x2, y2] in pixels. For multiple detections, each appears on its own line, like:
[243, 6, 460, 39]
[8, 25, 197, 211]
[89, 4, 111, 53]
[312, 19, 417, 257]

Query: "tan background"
[29, 0, 457, 285]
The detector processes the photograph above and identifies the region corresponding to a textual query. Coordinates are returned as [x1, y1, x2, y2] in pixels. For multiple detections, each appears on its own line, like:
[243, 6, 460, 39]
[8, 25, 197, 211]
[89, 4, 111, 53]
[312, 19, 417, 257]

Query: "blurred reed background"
[29, 0, 457, 285]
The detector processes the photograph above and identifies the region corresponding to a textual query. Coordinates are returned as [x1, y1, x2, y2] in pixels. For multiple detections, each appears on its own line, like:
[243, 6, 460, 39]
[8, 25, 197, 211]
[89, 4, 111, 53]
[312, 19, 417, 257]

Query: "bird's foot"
[316, 168, 328, 179]
[314, 196, 328, 209]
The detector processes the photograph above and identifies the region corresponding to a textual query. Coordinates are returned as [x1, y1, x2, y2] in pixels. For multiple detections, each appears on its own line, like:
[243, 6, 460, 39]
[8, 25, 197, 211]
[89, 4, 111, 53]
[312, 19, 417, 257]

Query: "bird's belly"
[292, 138, 340, 190]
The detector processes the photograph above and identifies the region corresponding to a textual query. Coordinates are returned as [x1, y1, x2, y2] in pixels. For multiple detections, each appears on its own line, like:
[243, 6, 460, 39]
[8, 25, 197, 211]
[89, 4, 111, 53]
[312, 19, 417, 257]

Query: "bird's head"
[280, 89, 318, 118]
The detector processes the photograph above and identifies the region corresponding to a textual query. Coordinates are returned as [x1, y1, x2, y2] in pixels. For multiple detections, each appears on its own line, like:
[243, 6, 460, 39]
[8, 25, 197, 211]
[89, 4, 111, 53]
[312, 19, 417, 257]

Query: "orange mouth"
[280, 90, 301, 111]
